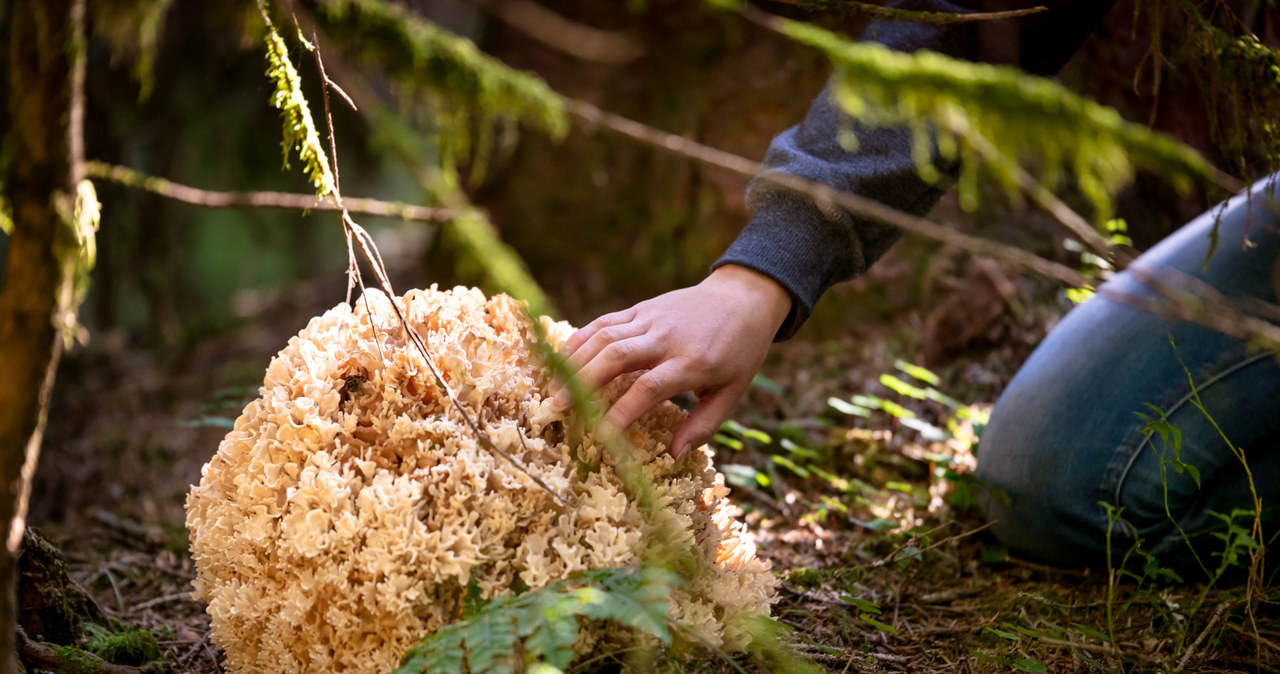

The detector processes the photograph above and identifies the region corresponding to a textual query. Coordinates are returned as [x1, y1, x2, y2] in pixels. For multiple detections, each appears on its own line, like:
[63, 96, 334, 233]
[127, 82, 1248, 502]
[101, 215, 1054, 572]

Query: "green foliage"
[449, 208, 554, 317]
[395, 566, 678, 674]
[259, 2, 336, 197]
[50, 645, 104, 674]
[312, 0, 568, 172]
[84, 623, 162, 667]
[765, 15, 1219, 221]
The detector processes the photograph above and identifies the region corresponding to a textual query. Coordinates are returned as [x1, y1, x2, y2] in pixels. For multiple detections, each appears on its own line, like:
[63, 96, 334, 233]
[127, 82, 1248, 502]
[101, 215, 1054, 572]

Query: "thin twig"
[565, 98, 1095, 290]
[85, 161, 452, 223]
[1178, 601, 1232, 670]
[755, 0, 1048, 24]
[866, 521, 994, 569]
[466, 0, 643, 63]
[1036, 636, 1126, 657]
[131, 592, 196, 612]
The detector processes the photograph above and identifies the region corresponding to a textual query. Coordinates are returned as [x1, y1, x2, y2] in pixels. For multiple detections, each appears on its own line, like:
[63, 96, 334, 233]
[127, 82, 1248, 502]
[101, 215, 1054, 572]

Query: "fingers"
[671, 383, 746, 461]
[563, 307, 636, 355]
[602, 362, 690, 433]
[562, 335, 665, 404]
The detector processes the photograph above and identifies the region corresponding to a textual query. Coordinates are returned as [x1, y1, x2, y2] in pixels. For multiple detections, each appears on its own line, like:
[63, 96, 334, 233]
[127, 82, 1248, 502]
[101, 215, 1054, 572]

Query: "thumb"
[672, 384, 745, 461]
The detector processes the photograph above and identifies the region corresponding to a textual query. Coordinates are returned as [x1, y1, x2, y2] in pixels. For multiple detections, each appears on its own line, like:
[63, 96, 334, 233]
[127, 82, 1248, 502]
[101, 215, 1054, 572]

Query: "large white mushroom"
[185, 286, 776, 673]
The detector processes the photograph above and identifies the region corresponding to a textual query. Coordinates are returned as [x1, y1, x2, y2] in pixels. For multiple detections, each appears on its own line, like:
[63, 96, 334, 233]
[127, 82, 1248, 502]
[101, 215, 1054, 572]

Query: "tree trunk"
[0, 1, 78, 670]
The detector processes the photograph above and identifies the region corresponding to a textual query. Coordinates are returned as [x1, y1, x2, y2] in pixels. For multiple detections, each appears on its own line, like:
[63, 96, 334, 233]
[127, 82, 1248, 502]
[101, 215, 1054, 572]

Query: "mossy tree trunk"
[0, 1, 79, 670]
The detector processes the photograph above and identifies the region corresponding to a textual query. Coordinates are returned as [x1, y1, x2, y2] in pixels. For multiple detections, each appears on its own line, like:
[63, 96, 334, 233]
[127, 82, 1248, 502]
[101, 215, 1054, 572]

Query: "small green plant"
[84, 623, 162, 667]
[395, 566, 677, 674]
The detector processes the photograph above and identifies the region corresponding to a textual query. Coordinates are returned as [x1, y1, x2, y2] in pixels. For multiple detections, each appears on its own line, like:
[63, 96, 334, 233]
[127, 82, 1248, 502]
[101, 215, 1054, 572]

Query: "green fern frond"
[395, 566, 679, 674]
[259, 2, 336, 197]
[770, 16, 1220, 221]
[313, 0, 567, 171]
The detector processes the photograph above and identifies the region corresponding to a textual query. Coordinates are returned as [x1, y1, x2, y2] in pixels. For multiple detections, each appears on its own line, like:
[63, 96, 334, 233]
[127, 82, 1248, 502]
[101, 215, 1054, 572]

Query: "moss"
[771, 15, 1219, 222]
[784, 567, 823, 589]
[85, 624, 162, 667]
[50, 645, 104, 674]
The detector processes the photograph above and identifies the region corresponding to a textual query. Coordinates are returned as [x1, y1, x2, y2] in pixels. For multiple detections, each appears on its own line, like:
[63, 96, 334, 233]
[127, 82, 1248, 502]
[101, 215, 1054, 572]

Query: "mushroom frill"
[185, 286, 776, 674]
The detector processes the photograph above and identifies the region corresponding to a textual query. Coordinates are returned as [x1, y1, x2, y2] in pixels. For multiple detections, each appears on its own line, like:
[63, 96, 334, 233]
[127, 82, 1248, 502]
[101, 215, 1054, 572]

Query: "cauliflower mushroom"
[185, 286, 776, 674]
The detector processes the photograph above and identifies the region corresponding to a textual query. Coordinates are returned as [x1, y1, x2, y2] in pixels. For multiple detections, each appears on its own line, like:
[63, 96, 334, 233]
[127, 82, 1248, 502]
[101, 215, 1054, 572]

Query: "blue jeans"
[976, 174, 1280, 579]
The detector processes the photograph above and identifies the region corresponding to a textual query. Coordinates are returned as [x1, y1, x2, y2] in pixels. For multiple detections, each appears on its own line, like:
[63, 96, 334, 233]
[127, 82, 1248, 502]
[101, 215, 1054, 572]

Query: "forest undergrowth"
[20, 251, 1278, 673]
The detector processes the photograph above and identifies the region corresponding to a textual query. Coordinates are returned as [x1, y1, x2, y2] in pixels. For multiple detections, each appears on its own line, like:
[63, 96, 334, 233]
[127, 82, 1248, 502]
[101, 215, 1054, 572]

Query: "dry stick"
[1177, 601, 1232, 670]
[84, 161, 452, 224]
[283, 15, 569, 506]
[566, 98, 1095, 291]
[130, 592, 194, 612]
[758, 0, 1048, 24]
[466, 0, 643, 63]
[567, 99, 1280, 349]
[340, 214, 568, 507]
[868, 521, 996, 570]
[1036, 636, 1130, 657]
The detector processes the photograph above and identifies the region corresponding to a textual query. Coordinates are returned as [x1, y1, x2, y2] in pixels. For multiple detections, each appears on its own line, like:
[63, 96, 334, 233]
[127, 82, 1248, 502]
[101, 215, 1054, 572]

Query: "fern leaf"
[519, 591, 586, 669]
[594, 567, 678, 644]
[398, 623, 466, 674]
[461, 597, 520, 674]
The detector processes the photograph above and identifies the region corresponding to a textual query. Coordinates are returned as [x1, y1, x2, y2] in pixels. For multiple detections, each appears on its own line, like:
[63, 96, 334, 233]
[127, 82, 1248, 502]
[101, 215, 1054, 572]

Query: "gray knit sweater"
[714, 0, 1117, 339]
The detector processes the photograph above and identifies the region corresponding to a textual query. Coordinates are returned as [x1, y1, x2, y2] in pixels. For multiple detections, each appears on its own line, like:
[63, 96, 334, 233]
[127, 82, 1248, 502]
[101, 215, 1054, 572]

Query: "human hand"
[550, 264, 792, 460]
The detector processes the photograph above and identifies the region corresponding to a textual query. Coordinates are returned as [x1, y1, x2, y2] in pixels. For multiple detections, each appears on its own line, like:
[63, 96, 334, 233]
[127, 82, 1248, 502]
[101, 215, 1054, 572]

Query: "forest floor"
[22, 259, 1280, 673]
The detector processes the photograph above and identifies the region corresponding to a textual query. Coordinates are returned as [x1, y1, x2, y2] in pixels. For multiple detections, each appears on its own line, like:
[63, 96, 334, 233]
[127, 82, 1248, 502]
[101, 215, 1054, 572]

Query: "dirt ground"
[22, 256, 1280, 673]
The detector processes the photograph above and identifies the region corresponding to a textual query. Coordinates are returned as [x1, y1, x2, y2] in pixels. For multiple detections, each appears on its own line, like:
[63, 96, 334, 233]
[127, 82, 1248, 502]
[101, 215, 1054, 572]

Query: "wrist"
[705, 264, 793, 334]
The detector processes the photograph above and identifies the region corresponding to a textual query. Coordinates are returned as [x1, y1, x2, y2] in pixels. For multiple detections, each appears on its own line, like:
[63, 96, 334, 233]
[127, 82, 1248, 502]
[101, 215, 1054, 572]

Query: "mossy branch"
[739, 6, 1239, 222]
[311, 0, 568, 169]
[85, 160, 453, 223]
[259, 0, 337, 197]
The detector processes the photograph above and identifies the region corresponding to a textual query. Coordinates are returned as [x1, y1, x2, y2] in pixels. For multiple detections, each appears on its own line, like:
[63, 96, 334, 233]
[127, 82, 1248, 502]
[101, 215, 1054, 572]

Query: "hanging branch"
[756, 0, 1048, 24]
[84, 161, 452, 223]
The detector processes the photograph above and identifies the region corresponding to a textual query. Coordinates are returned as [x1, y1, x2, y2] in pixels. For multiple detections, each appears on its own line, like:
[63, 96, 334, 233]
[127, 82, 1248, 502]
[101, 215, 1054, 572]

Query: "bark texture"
[0, 2, 76, 670]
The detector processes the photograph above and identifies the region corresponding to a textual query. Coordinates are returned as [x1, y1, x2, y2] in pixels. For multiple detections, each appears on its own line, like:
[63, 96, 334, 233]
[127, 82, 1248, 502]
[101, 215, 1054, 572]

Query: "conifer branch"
[757, 0, 1047, 24]
[84, 161, 453, 223]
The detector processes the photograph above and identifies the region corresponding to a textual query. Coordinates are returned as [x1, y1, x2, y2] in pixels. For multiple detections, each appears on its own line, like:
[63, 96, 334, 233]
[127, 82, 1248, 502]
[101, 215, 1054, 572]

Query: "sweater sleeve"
[713, 0, 1117, 340]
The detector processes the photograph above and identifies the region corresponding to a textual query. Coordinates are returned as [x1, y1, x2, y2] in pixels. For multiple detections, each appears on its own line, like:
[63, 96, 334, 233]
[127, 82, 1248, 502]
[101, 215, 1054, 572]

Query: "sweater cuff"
[713, 190, 862, 341]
